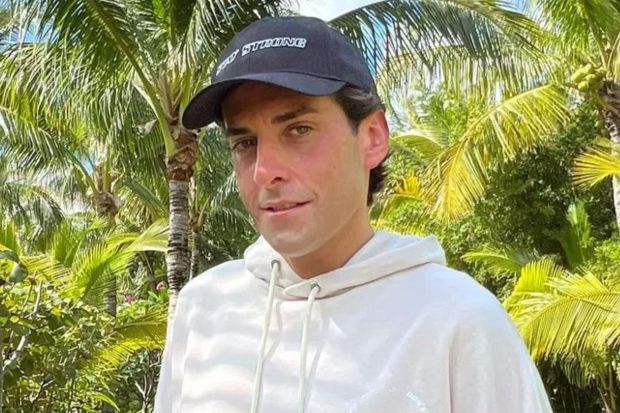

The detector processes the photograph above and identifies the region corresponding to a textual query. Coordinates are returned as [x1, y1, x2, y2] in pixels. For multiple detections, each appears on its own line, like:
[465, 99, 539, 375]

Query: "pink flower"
[125, 294, 136, 304]
[156, 281, 166, 291]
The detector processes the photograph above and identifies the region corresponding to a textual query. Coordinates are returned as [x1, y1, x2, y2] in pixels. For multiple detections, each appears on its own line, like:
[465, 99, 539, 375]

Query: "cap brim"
[182, 72, 346, 129]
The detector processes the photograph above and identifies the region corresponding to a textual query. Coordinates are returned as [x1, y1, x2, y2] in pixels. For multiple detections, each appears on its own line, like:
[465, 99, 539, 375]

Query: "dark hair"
[333, 86, 389, 206]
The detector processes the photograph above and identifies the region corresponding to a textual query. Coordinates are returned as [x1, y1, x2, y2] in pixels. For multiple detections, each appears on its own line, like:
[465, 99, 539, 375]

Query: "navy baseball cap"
[182, 16, 378, 129]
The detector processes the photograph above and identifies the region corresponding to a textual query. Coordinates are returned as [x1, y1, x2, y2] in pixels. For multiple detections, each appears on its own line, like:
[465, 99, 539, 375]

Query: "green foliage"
[473, 104, 616, 258]
[589, 237, 620, 282]
[0, 219, 168, 412]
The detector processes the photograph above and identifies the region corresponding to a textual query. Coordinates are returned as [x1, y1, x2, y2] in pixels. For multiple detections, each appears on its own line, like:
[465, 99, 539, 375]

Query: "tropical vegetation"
[1, 0, 620, 412]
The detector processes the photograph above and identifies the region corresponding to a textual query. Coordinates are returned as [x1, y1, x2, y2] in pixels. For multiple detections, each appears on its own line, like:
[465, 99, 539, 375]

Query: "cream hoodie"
[154, 231, 553, 413]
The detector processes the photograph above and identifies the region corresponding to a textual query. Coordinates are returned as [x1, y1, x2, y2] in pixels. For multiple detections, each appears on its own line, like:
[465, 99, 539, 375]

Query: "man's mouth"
[263, 201, 309, 212]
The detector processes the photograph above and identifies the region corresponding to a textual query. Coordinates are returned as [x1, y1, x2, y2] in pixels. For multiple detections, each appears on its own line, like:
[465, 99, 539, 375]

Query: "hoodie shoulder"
[409, 262, 507, 320]
[178, 258, 246, 299]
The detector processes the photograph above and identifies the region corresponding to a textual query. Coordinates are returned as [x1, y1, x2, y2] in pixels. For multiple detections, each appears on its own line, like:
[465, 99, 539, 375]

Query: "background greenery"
[2, 0, 620, 412]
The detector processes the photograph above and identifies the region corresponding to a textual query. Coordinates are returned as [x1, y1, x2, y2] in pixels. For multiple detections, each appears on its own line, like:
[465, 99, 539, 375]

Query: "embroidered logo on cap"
[215, 37, 308, 76]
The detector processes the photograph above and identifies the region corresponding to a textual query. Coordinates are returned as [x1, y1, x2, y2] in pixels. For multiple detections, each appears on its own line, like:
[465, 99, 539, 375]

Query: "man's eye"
[230, 138, 256, 152]
[290, 125, 312, 136]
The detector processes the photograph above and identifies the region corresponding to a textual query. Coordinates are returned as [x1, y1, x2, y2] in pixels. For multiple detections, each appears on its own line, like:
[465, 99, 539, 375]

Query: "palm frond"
[506, 259, 620, 361]
[573, 147, 620, 187]
[529, 0, 620, 57]
[372, 171, 436, 235]
[425, 83, 569, 221]
[522, 272, 620, 359]
[106, 220, 168, 253]
[118, 177, 168, 222]
[20, 255, 73, 289]
[16, 0, 154, 83]
[71, 242, 117, 301]
[86, 304, 167, 373]
[392, 126, 448, 161]
[504, 257, 564, 316]
[462, 245, 539, 276]
[609, 30, 620, 81]
[0, 217, 20, 255]
[380, 172, 428, 213]
[0, 162, 65, 233]
[514, 258, 564, 294]
[332, 0, 550, 100]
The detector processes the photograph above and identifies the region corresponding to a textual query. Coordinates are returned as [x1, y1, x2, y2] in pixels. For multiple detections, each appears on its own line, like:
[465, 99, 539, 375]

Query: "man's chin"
[261, 231, 314, 258]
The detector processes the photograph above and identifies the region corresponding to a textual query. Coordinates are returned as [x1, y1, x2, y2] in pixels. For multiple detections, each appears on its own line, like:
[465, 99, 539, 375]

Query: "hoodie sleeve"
[153, 290, 192, 413]
[448, 297, 553, 413]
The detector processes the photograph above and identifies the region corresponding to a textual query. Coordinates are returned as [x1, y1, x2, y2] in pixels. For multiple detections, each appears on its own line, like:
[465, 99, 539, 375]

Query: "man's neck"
[284, 221, 374, 279]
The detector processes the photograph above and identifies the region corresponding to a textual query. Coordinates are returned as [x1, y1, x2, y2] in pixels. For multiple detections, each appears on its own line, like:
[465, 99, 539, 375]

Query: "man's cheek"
[236, 184, 254, 213]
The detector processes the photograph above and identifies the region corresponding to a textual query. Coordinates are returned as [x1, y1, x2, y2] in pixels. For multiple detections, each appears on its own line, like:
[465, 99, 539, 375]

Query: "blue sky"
[294, 0, 380, 20]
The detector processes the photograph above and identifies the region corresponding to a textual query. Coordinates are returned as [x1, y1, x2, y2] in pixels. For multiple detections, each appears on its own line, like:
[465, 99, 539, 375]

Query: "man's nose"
[253, 139, 290, 186]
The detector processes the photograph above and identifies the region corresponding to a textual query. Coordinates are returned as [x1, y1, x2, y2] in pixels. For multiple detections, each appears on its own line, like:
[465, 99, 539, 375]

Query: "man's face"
[221, 82, 387, 263]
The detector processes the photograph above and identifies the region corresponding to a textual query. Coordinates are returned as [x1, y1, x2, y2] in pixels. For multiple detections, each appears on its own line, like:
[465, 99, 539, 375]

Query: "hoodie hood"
[244, 230, 447, 299]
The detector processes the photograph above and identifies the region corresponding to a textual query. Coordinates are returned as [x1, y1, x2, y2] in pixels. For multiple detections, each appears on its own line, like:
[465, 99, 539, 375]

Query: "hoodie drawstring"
[250, 260, 280, 413]
[250, 261, 321, 413]
[298, 282, 321, 413]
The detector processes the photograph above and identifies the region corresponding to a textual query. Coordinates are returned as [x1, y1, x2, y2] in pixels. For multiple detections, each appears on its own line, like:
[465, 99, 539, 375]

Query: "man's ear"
[360, 110, 389, 169]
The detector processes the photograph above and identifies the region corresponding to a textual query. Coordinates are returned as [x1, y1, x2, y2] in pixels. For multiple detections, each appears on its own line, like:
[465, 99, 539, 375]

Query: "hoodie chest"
[177, 277, 453, 413]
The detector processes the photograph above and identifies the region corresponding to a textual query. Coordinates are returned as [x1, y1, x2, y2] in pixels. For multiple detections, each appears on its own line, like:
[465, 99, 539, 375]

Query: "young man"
[154, 16, 553, 413]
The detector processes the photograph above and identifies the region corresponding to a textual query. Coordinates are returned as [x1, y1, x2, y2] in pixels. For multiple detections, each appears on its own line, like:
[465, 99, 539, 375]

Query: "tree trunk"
[189, 217, 201, 281]
[92, 190, 121, 317]
[601, 81, 620, 232]
[142, 252, 158, 291]
[166, 179, 189, 315]
[165, 125, 198, 319]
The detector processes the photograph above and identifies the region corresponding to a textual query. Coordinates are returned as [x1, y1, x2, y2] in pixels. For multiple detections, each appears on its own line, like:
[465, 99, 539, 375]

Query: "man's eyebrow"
[224, 105, 319, 138]
[271, 106, 319, 124]
[224, 126, 252, 139]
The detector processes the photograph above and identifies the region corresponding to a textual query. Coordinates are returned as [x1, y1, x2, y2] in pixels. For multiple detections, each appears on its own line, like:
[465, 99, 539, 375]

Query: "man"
[154, 16, 553, 413]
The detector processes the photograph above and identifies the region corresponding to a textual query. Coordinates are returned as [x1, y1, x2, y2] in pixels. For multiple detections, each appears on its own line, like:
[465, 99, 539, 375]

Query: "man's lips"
[260, 201, 310, 212]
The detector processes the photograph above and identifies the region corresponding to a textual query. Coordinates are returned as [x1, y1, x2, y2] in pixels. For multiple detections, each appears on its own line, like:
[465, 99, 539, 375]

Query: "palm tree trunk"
[166, 179, 189, 313]
[165, 126, 198, 318]
[601, 81, 620, 232]
[92, 190, 121, 316]
[141, 252, 158, 291]
[189, 223, 200, 281]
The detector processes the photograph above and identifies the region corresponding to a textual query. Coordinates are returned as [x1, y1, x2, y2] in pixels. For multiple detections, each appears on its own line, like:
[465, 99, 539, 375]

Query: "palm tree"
[376, 1, 620, 231]
[527, 0, 620, 231]
[374, 83, 569, 223]
[0, 62, 166, 314]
